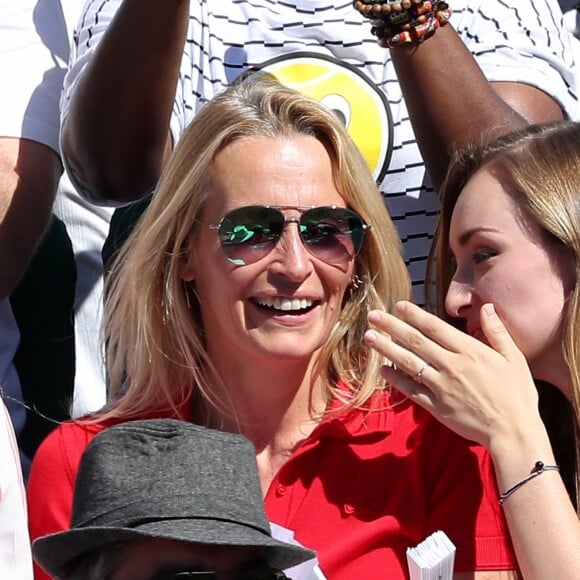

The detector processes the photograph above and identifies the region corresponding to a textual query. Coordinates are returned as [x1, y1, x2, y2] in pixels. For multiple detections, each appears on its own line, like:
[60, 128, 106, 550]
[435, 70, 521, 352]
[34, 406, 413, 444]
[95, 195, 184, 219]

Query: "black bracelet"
[499, 461, 560, 506]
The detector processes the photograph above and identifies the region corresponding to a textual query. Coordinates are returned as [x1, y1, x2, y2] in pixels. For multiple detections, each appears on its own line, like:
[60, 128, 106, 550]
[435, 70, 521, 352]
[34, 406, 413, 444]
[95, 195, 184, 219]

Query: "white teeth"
[255, 297, 313, 311]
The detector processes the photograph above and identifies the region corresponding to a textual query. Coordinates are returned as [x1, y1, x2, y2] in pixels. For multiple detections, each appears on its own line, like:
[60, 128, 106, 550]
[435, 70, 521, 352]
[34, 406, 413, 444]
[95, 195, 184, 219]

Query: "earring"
[350, 274, 363, 290]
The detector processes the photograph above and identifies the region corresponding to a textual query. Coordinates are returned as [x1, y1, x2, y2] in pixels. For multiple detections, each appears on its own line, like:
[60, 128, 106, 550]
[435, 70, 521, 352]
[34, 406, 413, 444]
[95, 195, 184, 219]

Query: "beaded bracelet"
[499, 461, 560, 506]
[354, 0, 433, 31]
[353, 0, 452, 47]
[385, 8, 451, 47]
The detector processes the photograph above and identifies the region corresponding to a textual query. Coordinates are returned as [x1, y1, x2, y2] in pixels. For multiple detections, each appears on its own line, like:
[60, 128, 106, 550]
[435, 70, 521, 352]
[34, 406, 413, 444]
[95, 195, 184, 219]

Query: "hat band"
[73, 494, 271, 535]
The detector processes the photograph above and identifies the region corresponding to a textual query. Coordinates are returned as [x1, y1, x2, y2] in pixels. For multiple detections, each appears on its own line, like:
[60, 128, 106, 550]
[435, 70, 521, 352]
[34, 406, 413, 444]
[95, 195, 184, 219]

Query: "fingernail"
[482, 303, 496, 317]
[367, 311, 381, 324]
[364, 330, 377, 344]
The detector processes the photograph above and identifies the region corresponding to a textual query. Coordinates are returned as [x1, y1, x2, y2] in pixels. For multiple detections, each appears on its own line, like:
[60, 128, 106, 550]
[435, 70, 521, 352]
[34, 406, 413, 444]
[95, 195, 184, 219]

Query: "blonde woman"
[29, 78, 518, 579]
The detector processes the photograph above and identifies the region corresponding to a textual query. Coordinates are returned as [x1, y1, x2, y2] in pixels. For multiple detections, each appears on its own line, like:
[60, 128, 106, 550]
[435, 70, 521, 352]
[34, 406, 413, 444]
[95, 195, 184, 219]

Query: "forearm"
[390, 25, 564, 189]
[0, 139, 61, 298]
[62, 0, 189, 204]
[489, 421, 580, 579]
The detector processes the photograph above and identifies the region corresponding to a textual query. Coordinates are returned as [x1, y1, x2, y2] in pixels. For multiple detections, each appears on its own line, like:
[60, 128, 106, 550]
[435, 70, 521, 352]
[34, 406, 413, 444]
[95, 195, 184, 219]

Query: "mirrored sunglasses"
[208, 205, 370, 267]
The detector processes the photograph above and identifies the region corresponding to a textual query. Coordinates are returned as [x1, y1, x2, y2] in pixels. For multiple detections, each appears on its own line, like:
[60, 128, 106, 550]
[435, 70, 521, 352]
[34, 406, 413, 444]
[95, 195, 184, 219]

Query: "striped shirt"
[63, 0, 577, 301]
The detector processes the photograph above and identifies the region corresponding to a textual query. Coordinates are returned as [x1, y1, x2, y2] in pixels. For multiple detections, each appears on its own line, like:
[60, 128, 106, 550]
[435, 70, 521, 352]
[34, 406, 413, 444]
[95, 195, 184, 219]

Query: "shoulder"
[31, 419, 112, 481]
[27, 419, 114, 548]
[40, 418, 109, 447]
[347, 393, 495, 481]
[326, 389, 458, 449]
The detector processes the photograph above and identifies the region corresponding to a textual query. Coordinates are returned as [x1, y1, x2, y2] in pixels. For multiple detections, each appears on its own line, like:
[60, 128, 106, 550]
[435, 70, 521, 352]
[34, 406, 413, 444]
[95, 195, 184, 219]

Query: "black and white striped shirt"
[63, 0, 577, 301]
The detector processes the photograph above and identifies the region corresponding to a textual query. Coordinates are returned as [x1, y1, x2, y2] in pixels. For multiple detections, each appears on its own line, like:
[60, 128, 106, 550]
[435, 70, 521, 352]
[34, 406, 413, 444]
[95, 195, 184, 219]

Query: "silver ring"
[414, 362, 429, 383]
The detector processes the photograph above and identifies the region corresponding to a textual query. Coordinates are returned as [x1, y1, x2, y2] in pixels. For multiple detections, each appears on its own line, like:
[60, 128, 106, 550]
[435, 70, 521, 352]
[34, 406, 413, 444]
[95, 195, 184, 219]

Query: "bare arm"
[0, 138, 61, 298]
[364, 302, 580, 579]
[61, 0, 189, 205]
[390, 25, 564, 190]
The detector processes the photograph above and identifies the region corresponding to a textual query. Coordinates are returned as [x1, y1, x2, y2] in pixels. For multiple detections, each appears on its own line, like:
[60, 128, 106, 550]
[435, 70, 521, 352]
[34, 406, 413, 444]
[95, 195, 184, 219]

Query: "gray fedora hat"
[32, 419, 315, 577]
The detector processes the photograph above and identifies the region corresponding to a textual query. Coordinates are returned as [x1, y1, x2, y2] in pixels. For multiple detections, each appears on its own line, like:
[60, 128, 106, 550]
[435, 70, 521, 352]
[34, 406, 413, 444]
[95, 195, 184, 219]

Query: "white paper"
[406, 530, 456, 580]
[270, 522, 326, 580]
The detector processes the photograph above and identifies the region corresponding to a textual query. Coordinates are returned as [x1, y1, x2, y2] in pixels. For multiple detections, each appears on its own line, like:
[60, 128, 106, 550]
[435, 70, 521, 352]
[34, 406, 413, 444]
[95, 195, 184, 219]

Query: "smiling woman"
[28, 77, 519, 578]
[178, 135, 362, 373]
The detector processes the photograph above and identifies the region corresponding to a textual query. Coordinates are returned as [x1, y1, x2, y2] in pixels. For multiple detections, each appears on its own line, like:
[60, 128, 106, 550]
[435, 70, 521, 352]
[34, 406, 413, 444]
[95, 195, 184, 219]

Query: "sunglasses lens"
[218, 206, 284, 266]
[215, 206, 367, 266]
[300, 207, 366, 263]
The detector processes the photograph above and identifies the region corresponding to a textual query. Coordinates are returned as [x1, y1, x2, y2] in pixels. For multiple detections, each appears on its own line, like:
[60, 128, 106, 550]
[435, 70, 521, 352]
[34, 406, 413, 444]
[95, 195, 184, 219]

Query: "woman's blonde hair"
[99, 75, 411, 423]
[428, 120, 580, 510]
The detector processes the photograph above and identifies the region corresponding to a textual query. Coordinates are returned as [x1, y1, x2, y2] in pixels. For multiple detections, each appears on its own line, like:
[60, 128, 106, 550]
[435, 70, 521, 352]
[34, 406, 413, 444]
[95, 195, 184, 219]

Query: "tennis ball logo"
[256, 52, 393, 183]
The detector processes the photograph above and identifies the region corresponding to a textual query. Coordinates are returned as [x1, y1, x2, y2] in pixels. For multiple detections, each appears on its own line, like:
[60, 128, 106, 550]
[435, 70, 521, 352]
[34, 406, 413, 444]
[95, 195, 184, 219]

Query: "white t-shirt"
[0, 401, 32, 579]
[0, 0, 75, 151]
[63, 0, 578, 302]
[0, 0, 83, 446]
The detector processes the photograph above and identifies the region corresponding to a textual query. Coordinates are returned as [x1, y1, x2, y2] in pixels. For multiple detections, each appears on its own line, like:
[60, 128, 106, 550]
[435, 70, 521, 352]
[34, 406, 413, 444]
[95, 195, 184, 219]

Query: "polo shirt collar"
[311, 381, 401, 441]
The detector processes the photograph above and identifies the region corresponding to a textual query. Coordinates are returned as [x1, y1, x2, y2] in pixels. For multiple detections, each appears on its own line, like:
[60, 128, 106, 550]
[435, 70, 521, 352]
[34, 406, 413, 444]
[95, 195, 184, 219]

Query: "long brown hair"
[428, 121, 580, 510]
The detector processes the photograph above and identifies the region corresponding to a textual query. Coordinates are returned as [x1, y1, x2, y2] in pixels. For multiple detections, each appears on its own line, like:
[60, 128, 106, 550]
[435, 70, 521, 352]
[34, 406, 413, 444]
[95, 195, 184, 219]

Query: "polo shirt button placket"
[275, 483, 287, 497]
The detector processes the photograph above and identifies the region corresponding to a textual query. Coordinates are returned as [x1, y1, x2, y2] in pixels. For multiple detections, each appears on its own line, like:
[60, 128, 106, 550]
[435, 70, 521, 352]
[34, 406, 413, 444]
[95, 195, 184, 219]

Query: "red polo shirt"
[264, 393, 516, 577]
[28, 392, 516, 579]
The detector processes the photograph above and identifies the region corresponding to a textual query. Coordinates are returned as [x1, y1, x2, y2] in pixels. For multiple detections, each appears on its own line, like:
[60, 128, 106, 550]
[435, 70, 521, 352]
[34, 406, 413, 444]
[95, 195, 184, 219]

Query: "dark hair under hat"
[32, 419, 315, 578]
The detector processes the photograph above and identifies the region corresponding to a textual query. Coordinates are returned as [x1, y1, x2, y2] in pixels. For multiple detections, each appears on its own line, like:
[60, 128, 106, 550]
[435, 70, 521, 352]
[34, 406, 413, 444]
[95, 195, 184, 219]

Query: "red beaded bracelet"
[386, 6, 451, 46]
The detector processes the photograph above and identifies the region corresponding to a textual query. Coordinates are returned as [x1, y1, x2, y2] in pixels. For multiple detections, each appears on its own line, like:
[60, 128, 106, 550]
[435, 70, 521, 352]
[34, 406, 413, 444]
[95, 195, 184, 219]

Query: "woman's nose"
[268, 222, 313, 281]
[445, 278, 472, 319]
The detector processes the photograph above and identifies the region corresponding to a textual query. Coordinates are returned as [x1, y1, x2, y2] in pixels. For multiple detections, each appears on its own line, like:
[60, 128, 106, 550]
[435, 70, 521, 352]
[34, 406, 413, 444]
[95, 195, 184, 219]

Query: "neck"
[196, 358, 327, 494]
[199, 355, 327, 445]
[531, 348, 572, 402]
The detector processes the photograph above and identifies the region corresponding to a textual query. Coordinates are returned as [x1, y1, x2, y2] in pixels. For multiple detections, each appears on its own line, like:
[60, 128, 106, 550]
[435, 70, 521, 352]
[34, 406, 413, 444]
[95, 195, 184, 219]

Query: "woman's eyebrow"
[457, 226, 500, 247]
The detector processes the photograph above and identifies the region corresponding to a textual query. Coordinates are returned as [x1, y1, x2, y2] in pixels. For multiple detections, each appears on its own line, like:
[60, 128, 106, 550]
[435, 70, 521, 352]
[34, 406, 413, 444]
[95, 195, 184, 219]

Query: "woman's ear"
[179, 248, 196, 282]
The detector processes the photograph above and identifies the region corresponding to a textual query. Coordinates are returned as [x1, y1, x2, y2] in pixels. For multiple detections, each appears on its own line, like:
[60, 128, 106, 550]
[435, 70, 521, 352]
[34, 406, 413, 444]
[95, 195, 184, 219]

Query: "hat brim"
[32, 518, 316, 577]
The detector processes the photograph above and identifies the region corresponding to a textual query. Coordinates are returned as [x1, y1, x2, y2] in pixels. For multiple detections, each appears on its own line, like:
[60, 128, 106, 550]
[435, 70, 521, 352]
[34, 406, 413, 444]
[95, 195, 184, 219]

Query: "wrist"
[487, 418, 557, 491]
[498, 461, 560, 505]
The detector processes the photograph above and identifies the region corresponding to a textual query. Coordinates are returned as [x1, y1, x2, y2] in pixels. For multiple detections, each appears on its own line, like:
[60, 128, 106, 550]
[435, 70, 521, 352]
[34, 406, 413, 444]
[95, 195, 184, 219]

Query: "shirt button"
[275, 484, 286, 497]
[343, 503, 355, 515]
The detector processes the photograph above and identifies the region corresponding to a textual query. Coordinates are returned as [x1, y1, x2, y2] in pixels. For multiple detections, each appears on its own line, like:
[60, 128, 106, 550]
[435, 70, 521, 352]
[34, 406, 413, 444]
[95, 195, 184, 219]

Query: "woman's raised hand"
[364, 301, 542, 452]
